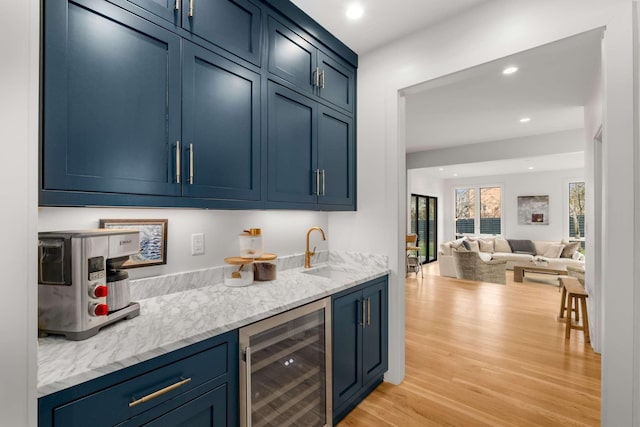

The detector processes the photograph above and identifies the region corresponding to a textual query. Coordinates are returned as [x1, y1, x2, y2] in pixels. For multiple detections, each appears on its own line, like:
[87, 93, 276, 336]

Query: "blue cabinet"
[182, 42, 261, 201]
[39, 331, 238, 427]
[43, 0, 182, 198]
[266, 82, 355, 209]
[126, 0, 263, 65]
[267, 16, 355, 113]
[332, 276, 388, 424]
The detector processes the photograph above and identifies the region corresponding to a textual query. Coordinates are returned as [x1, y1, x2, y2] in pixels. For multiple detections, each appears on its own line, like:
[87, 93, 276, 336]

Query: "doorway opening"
[409, 194, 437, 264]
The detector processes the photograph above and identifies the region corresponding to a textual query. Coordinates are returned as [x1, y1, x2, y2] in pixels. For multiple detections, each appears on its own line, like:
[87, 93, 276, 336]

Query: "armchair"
[452, 250, 507, 284]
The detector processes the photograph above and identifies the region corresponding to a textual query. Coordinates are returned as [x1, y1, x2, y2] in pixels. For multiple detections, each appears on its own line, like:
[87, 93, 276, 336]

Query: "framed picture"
[99, 219, 168, 268]
[517, 196, 549, 225]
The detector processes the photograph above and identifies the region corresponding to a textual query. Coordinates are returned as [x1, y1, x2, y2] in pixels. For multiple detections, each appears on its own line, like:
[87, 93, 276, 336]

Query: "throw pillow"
[462, 240, 480, 252]
[478, 252, 492, 262]
[507, 239, 536, 255]
[542, 243, 565, 259]
[478, 239, 494, 253]
[450, 238, 466, 250]
[494, 237, 511, 253]
[561, 241, 581, 258]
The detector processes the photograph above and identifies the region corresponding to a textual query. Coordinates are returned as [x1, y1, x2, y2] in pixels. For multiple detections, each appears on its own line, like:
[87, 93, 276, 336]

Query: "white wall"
[329, 0, 636, 423]
[407, 170, 445, 251]
[0, 1, 38, 426]
[441, 169, 585, 242]
[39, 208, 328, 279]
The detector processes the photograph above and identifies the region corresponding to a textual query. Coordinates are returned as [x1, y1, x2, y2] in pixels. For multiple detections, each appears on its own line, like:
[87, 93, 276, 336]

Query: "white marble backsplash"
[130, 250, 330, 300]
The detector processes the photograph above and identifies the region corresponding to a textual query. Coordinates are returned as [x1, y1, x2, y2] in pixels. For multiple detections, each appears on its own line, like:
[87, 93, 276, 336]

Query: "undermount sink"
[302, 266, 354, 280]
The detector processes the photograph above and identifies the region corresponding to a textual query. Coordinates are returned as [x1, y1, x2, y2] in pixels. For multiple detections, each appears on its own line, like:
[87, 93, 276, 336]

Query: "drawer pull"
[129, 377, 192, 408]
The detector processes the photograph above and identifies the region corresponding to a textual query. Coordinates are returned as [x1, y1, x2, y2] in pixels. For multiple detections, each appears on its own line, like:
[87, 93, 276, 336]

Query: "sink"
[302, 266, 354, 280]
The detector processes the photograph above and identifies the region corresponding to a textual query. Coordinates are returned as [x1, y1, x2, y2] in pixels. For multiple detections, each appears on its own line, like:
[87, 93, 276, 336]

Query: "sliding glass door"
[410, 194, 437, 264]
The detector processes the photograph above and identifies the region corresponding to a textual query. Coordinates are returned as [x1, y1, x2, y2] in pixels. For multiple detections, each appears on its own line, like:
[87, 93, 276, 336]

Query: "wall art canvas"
[517, 196, 549, 225]
[99, 219, 168, 268]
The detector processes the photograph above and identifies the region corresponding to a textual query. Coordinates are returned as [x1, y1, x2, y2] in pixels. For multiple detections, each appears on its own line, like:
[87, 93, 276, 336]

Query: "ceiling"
[290, 0, 491, 54]
[404, 29, 602, 153]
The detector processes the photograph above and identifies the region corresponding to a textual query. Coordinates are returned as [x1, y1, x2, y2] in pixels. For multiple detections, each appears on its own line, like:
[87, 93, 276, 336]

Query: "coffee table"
[513, 264, 566, 284]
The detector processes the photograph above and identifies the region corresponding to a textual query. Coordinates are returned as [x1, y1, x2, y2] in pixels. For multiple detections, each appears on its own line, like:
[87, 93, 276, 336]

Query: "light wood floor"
[338, 262, 601, 426]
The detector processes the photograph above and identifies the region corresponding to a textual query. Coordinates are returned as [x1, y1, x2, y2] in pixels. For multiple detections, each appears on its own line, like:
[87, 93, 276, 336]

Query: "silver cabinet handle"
[188, 143, 194, 184]
[245, 346, 252, 427]
[188, 0, 194, 17]
[320, 70, 325, 89]
[367, 298, 371, 326]
[361, 299, 366, 328]
[315, 169, 320, 196]
[313, 67, 320, 87]
[129, 377, 191, 407]
[175, 0, 180, 10]
[175, 141, 181, 184]
[322, 169, 326, 196]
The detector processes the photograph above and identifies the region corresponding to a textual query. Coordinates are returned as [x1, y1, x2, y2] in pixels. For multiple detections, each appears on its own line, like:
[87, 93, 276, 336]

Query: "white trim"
[632, 2, 640, 425]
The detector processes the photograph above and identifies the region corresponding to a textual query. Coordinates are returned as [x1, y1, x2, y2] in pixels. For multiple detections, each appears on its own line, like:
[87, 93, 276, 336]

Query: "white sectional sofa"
[438, 236, 585, 278]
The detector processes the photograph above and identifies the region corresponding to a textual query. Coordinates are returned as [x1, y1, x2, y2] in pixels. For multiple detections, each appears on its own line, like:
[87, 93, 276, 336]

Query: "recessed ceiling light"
[438, 168, 444, 171]
[453, 173, 458, 177]
[502, 66, 519, 75]
[520, 117, 531, 123]
[528, 166, 535, 170]
[346, 3, 364, 20]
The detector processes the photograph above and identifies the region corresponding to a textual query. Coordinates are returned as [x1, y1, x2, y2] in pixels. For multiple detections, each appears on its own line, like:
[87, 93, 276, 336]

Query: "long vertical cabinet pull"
[313, 67, 320, 88]
[367, 298, 371, 326]
[175, 141, 181, 184]
[320, 70, 325, 89]
[174, 0, 180, 10]
[188, 0, 194, 17]
[322, 169, 326, 196]
[245, 346, 253, 427]
[361, 299, 366, 328]
[315, 169, 321, 196]
[188, 143, 194, 184]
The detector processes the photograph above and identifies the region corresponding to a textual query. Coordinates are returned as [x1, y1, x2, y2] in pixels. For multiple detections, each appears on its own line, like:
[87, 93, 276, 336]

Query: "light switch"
[191, 233, 205, 256]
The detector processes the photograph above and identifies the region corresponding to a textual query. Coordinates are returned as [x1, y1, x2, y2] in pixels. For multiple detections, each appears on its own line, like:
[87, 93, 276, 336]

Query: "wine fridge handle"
[245, 346, 252, 427]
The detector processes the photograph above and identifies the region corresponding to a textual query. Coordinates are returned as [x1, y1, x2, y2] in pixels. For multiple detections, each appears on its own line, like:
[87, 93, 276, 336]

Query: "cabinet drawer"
[53, 342, 228, 426]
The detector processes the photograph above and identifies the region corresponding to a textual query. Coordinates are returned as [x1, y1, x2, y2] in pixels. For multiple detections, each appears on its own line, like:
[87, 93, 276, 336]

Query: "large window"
[455, 186, 502, 237]
[568, 181, 585, 243]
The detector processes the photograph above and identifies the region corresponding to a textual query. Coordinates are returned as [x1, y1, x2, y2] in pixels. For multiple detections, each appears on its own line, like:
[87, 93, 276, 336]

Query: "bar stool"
[558, 277, 590, 343]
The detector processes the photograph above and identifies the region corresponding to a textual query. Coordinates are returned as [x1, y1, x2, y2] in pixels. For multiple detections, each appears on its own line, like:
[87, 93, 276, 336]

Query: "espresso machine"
[38, 229, 141, 340]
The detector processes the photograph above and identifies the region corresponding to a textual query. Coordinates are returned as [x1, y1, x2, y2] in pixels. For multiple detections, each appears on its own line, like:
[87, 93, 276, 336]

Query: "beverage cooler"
[239, 297, 332, 427]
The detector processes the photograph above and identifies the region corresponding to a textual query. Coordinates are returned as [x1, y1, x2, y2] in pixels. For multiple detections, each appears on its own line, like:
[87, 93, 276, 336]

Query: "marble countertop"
[37, 255, 389, 397]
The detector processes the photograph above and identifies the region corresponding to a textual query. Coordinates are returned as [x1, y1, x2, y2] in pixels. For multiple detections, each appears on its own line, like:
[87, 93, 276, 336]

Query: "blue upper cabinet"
[267, 16, 355, 114]
[182, 42, 261, 201]
[267, 82, 354, 209]
[126, 0, 263, 65]
[43, 0, 182, 197]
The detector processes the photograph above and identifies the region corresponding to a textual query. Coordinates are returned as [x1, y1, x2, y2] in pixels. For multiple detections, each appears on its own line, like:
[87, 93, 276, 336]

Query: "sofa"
[438, 236, 585, 278]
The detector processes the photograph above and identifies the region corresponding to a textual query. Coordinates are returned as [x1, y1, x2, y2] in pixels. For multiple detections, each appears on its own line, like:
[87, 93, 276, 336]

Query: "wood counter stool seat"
[558, 277, 590, 343]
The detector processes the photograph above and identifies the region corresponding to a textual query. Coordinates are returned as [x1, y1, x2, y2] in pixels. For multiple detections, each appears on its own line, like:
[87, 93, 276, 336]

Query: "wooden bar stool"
[559, 277, 590, 343]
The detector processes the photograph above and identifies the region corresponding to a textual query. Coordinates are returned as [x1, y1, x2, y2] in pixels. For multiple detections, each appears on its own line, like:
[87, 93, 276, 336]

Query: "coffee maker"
[38, 229, 141, 340]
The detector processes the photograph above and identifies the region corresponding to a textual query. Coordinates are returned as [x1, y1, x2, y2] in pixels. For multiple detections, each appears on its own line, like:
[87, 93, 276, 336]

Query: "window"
[568, 181, 585, 242]
[455, 186, 502, 237]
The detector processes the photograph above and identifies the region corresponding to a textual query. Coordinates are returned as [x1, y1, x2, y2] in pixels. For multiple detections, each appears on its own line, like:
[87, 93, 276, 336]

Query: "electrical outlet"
[191, 233, 205, 256]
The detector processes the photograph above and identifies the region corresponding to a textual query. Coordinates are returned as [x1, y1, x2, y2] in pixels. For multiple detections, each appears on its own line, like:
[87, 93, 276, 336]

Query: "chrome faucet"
[305, 227, 326, 268]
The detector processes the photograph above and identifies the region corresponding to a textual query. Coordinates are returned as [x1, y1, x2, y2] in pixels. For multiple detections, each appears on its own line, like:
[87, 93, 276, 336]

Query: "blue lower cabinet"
[332, 276, 388, 424]
[38, 331, 238, 427]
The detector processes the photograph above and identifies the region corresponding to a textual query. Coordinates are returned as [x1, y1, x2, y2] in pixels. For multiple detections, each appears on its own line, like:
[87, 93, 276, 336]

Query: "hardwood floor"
[338, 262, 601, 426]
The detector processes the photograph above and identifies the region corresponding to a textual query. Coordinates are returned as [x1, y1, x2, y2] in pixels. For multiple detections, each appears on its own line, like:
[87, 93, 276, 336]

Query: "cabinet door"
[332, 290, 363, 411]
[43, 0, 182, 197]
[138, 384, 228, 426]
[182, 43, 261, 201]
[266, 82, 318, 204]
[362, 280, 388, 386]
[183, 0, 262, 65]
[126, 0, 180, 25]
[317, 51, 355, 113]
[317, 106, 355, 207]
[267, 17, 317, 95]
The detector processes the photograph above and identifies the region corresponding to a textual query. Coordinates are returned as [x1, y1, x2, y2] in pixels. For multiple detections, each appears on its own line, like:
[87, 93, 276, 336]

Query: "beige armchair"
[452, 250, 507, 284]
